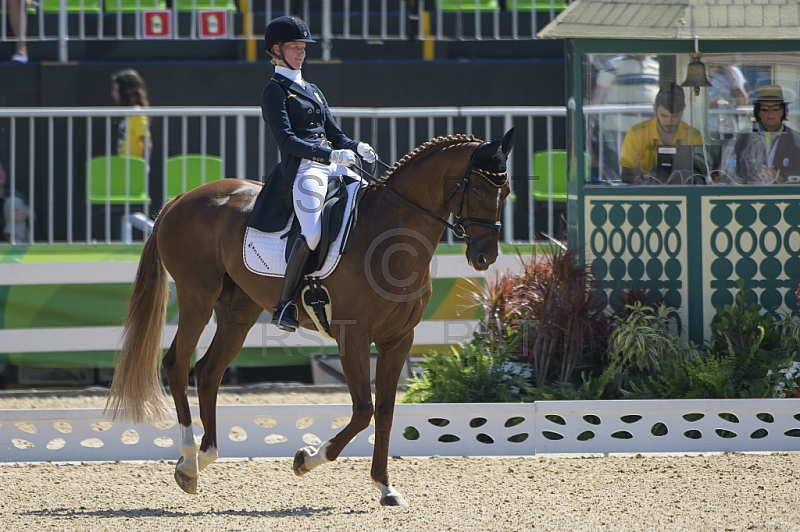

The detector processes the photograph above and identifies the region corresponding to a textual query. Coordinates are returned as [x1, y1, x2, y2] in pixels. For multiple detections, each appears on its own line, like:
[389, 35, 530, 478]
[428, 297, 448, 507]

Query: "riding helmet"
[264, 16, 315, 53]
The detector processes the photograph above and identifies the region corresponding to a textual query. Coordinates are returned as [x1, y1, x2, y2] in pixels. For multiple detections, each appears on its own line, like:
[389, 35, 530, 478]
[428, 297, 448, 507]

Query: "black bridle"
[352, 142, 508, 243]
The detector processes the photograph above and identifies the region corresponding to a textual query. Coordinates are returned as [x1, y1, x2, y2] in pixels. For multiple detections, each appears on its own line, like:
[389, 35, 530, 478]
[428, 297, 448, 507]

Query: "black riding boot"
[272, 235, 312, 332]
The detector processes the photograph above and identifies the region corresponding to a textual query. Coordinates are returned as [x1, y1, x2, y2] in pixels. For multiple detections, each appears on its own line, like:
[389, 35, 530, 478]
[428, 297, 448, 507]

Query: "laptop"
[655, 144, 704, 184]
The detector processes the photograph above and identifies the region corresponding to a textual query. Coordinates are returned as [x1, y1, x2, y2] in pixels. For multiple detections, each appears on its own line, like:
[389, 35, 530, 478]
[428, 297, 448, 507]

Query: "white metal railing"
[0, 0, 570, 63]
[2, 399, 799, 463]
[0, 105, 569, 245]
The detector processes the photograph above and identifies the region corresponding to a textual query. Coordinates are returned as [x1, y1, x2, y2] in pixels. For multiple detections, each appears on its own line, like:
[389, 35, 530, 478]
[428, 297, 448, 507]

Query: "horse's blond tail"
[105, 202, 175, 424]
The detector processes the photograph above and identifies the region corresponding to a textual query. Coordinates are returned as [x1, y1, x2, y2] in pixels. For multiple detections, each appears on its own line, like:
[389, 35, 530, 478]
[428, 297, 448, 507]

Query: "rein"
[351, 143, 507, 243]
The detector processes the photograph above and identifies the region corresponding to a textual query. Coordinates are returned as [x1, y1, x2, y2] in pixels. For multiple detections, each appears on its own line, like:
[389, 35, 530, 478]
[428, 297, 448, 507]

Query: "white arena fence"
[1, 399, 799, 463]
[0, 105, 570, 246]
[3, 103, 756, 247]
[0, 0, 571, 63]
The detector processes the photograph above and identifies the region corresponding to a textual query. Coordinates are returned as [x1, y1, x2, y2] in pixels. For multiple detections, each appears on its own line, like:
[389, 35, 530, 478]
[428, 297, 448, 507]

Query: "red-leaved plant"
[466, 242, 609, 388]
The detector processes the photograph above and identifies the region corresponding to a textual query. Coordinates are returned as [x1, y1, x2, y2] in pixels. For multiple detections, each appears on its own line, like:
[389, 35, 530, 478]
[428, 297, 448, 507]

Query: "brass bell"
[681, 54, 712, 96]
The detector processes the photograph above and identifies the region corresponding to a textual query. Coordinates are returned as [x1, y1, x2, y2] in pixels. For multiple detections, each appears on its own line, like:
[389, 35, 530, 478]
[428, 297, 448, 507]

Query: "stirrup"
[272, 303, 299, 332]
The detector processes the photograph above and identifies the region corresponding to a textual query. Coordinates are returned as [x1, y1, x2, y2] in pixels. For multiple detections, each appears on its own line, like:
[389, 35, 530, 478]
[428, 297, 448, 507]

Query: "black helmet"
[264, 16, 315, 53]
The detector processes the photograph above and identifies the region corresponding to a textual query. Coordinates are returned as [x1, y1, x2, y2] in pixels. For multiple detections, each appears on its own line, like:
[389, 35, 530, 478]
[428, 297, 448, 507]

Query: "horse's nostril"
[477, 253, 488, 267]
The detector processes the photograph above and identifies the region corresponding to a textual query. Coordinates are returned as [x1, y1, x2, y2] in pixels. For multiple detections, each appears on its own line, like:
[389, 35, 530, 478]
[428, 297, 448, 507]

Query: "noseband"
[361, 142, 509, 243]
[445, 142, 508, 243]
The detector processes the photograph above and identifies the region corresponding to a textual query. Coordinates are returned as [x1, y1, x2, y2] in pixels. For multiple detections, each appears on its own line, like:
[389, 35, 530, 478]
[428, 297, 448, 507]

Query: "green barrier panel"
[0, 243, 536, 263]
[230, 347, 327, 369]
[423, 277, 482, 321]
[0, 350, 117, 369]
[0, 242, 542, 371]
[3, 284, 131, 328]
[0, 243, 144, 264]
[0, 283, 179, 328]
[0, 346, 315, 369]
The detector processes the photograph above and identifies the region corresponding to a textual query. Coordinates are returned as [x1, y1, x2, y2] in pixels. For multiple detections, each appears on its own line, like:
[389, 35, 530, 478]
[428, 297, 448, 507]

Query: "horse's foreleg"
[371, 333, 414, 506]
[293, 330, 373, 477]
[196, 283, 263, 472]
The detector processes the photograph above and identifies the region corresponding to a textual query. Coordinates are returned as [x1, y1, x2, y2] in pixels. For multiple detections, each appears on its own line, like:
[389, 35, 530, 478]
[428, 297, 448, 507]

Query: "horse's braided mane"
[378, 134, 480, 183]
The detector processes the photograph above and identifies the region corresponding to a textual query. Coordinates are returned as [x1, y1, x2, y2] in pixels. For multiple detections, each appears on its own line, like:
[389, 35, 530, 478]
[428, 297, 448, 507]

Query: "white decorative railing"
[2, 400, 799, 463]
[534, 399, 800, 454]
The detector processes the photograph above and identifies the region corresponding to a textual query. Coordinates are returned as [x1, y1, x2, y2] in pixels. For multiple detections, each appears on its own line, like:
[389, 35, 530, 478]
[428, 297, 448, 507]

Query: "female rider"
[261, 15, 377, 332]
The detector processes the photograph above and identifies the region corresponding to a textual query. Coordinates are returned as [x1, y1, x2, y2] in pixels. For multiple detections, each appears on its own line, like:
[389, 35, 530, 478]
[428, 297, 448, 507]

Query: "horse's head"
[451, 128, 514, 271]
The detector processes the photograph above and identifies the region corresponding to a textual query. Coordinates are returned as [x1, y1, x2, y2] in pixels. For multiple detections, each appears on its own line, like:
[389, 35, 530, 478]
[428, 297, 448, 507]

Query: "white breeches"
[293, 159, 352, 251]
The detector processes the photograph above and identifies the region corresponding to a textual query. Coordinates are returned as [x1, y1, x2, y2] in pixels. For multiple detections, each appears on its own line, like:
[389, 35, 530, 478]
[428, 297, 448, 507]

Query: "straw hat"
[754, 85, 792, 104]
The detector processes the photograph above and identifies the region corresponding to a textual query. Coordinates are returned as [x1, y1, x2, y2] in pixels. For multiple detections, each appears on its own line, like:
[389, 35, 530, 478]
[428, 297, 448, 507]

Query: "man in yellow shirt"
[619, 81, 702, 183]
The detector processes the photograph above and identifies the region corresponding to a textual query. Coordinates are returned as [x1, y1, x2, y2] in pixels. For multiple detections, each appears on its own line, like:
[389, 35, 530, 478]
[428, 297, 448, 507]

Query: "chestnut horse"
[105, 130, 514, 506]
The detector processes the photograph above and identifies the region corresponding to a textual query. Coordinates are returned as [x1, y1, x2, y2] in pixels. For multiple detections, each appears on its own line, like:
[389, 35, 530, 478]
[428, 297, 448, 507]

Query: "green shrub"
[655, 342, 746, 398]
[776, 310, 800, 357]
[764, 308, 800, 397]
[651, 279, 789, 399]
[604, 302, 681, 397]
[708, 278, 781, 358]
[525, 368, 615, 400]
[608, 302, 679, 373]
[401, 331, 534, 403]
[411, 262, 800, 401]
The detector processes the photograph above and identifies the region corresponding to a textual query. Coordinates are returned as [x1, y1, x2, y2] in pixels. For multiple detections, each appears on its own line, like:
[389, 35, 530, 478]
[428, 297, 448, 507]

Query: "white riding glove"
[330, 149, 357, 167]
[357, 142, 378, 164]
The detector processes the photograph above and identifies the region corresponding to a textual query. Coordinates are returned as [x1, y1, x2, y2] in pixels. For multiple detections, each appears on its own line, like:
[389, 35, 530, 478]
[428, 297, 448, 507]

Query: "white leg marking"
[302, 440, 331, 471]
[198, 445, 218, 472]
[177, 424, 198, 478]
[373, 481, 408, 506]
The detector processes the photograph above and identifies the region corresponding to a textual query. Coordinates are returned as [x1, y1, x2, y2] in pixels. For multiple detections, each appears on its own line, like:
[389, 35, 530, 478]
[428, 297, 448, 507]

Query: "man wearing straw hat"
[734, 84, 800, 183]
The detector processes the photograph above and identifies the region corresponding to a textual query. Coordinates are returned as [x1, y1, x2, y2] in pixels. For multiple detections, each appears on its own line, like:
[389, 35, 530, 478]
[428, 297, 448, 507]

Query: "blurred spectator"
[0, 160, 31, 242]
[707, 65, 749, 140]
[7, 0, 28, 63]
[111, 69, 152, 164]
[589, 54, 660, 180]
[734, 84, 800, 184]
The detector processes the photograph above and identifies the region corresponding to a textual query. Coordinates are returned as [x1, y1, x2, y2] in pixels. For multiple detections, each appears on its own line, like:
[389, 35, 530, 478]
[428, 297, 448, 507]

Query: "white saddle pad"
[243, 180, 362, 279]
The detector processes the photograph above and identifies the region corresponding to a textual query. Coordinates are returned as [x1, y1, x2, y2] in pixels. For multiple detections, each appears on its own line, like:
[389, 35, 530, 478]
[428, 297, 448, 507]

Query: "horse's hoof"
[292, 448, 310, 477]
[174, 458, 197, 494]
[380, 494, 408, 507]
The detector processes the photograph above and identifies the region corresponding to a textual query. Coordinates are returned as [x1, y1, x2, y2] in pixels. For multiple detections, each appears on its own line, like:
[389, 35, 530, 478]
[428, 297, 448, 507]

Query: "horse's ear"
[501, 128, 515, 155]
[475, 139, 501, 162]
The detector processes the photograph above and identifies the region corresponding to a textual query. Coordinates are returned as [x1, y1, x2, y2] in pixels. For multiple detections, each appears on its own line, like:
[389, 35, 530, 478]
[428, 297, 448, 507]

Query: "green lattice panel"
[702, 197, 800, 329]
[585, 196, 688, 334]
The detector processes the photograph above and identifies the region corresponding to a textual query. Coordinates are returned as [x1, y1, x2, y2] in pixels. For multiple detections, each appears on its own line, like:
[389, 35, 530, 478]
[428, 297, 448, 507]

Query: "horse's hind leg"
[371, 332, 415, 506]
[195, 276, 263, 472]
[163, 280, 222, 495]
[293, 329, 374, 476]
